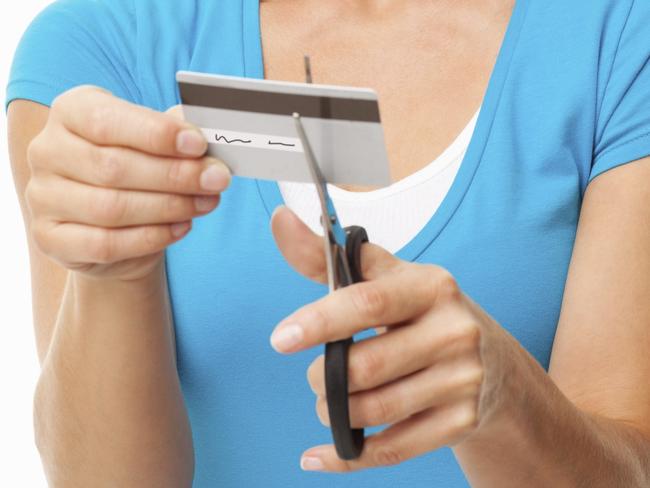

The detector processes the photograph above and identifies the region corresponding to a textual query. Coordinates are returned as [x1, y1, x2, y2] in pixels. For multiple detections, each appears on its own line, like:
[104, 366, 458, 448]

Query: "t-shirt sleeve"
[4, 0, 140, 113]
[590, 0, 650, 182]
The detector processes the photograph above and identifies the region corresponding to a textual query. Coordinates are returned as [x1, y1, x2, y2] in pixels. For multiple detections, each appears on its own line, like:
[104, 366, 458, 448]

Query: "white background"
[1, 1, 53, 486]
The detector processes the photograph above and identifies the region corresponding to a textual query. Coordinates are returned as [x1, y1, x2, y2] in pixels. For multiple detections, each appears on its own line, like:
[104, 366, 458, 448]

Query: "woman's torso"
[130, 0, 629, 485]
[166, 0, 572, 485]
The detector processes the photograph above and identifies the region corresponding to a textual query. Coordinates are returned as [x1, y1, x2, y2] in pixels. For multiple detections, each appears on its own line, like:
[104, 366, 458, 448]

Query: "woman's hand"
[270, 205, 516, 472]
[25, 85, 230, 281]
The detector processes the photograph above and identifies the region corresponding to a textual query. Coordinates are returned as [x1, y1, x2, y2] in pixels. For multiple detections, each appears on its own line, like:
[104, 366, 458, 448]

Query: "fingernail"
[194, 195, 219, 212]
[200, 164, 230, 192]
[171, 221, 191, 237]
[300, 456, 324, 471]
[270, 324, 303, 352]
[176, 129, 207, 156]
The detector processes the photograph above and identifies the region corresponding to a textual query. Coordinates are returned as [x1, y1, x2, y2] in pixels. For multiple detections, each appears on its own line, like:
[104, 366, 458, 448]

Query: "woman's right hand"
[24, 85, 230, 282]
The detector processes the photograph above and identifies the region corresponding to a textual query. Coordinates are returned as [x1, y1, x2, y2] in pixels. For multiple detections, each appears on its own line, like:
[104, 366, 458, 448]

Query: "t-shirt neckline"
[324, 109, 479, 203]
[244, 0, 530, 262]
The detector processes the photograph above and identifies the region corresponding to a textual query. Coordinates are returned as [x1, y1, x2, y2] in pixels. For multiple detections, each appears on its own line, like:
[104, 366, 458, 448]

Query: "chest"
[258, 1, 511, 188]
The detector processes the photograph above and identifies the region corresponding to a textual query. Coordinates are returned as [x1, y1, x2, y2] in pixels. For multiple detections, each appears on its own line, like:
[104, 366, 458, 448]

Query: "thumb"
[270, 205, 401, 285]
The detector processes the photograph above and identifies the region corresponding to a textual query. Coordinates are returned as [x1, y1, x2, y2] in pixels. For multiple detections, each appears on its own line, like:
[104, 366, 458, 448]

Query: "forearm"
[34, 262, 193, 487]
[453, 333, 650, 488]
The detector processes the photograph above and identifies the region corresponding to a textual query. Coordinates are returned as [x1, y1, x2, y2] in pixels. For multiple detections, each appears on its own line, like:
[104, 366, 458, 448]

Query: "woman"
[6, 0, 650, 486]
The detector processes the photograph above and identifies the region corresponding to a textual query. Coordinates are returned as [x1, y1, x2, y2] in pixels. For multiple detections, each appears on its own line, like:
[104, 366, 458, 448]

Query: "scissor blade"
[292, 112, 337, 289]
[292, 113, 327, 196]
[292, 113, 347, 247]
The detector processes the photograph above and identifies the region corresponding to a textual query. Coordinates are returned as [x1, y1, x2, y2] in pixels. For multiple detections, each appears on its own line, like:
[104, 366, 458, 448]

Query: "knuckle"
[459, 322, 482, 350]
[26, 137, 46, 170]
[140, 225, 162, 252]
[464, 363, 485, 390]
[166, 194, 191, 218]
[349, 347, 383, 390]
[56, 84, 106, 106]
[51, 86, 92, 123]
[54, 86, 110, 116]
[24, 179, 49, 218]
[455, 361, 485, 397]
[49, 93, 66, 114]
[146, 118, 176, 152]
[351, 282, 387, 322]
[87, 105, 114, 142]
[50, 89, 75, 114]
[92, 189, 127, 225]
[30, 221, 51, 255]
[307, 306, 332, 341]
[88, 228, 114, 263]
[453, 401, 480, 434]
[371, 446, 403, 467]
[94, 147, 124, 187]
[436, 267, 461, 301]
[363, 393, 394, 426]
[166, 160, 187, 192]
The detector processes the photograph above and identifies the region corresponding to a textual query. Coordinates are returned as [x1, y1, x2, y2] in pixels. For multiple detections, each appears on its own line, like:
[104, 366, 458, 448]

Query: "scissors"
[291, 106, 368, 460]
[292, 111, 368, 460]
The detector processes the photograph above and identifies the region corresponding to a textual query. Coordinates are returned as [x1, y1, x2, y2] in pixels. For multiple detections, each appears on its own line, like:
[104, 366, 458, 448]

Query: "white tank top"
[278, 110, 479, 254]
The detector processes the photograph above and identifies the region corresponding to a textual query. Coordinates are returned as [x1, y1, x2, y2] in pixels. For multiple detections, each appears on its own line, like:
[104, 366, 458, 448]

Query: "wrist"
[72, 257, 167, 301]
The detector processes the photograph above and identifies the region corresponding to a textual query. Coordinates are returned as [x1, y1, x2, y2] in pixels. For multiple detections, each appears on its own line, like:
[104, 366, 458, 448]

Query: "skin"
[6, 0, 650, 486]
[8, 90, 230, 487]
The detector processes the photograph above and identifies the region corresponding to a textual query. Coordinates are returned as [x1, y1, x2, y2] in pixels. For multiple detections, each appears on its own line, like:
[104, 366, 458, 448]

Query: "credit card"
[177, 71, 391, 186]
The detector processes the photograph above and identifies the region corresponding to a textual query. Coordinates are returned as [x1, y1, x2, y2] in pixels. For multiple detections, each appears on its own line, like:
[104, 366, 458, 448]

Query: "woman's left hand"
[270, 206, 516, 473]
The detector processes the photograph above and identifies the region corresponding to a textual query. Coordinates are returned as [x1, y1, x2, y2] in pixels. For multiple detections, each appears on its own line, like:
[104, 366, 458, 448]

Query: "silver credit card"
[177, 71, 391, 186]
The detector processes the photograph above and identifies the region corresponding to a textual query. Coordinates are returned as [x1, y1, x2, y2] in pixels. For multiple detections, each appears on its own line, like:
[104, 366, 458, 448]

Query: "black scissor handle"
[324, 225, 368, 460]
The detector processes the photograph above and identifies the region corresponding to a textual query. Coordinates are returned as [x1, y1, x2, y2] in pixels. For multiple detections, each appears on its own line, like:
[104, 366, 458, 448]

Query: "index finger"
[270, 264, 451, 353]
[51, 85, 207, 158]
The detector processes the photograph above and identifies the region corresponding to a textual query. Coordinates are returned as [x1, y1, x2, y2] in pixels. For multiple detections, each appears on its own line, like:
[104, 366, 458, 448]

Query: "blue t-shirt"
[6, 1, 650, 486]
